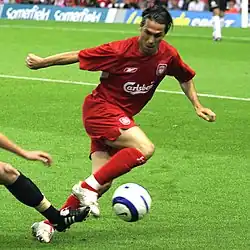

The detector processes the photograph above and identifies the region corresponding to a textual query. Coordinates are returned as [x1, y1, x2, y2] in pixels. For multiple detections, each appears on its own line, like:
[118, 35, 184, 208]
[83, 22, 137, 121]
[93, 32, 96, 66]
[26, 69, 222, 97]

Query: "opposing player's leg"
[0, 161, 19, 185]
[0, 162, 90, 242]
[31, 205, 90, 243]
[76, 126, 155, 216]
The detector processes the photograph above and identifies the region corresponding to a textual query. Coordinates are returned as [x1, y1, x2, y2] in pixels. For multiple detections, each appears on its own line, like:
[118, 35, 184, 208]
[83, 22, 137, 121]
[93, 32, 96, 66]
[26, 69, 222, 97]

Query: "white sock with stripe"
[84, 175, 102, 191]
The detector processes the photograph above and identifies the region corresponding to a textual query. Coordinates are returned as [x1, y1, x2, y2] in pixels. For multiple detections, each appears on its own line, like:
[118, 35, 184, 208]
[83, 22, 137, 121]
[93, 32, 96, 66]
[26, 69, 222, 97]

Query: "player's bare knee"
[0, 163, 20, 185]
[137, 143, 155, 160]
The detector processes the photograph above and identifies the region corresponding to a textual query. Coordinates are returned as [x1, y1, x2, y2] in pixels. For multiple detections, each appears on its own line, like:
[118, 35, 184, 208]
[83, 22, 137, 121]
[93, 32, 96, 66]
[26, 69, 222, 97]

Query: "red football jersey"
[78, 36, 195, 117]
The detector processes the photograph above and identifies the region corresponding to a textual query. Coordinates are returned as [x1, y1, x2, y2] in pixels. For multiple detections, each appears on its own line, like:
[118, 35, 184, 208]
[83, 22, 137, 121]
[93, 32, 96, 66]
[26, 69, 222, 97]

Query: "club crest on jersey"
[119, 116, 131, 125]
[156, 64, 167, 76]
[124, 67, 138, 73]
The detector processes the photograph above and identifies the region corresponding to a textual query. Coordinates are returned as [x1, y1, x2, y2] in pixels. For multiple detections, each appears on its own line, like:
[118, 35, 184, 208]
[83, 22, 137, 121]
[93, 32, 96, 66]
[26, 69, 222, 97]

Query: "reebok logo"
[124, 67, 138, 73]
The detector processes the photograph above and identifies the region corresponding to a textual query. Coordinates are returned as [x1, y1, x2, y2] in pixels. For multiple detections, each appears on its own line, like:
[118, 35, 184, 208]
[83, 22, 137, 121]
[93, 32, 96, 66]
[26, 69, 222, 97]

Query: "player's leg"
[91, 151, 113, 197]
[68, 99, 153, 216]
[0, 161, 19, 185]
[0, 162, 90, 242]
[61, 151, 112, 210]
[32, 151, 112, 243]
[88, 126, 154, 187]
[209, 0, 222, 40]
[75, 126, 154, 215]
[0, 162, 60, 224]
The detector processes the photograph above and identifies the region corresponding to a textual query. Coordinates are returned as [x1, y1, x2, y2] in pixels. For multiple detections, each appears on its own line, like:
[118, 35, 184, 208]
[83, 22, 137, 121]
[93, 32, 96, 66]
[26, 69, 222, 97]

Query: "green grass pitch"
[0, 20, 249, 250]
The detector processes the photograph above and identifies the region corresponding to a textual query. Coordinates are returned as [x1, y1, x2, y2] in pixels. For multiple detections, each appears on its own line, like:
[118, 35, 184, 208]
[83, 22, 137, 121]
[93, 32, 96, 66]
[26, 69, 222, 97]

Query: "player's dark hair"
[141, 5, 173, 34]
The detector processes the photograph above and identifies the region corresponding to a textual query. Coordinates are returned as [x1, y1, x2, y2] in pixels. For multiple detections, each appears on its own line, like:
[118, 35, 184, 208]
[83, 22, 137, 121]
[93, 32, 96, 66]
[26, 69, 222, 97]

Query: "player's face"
[139, 19, 166, 56]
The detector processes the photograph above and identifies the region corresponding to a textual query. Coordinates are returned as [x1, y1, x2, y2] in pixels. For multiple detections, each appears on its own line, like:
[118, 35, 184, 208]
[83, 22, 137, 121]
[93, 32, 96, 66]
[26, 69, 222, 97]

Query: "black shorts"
[208, 0, 227, 11]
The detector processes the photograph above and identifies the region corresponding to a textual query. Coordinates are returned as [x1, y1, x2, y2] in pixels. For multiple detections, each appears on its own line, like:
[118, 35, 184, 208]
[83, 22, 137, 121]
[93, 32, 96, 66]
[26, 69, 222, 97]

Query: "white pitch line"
[0, 24, 250, 41]
[0, 74, 250, 102]
[0, 74, 97, 86]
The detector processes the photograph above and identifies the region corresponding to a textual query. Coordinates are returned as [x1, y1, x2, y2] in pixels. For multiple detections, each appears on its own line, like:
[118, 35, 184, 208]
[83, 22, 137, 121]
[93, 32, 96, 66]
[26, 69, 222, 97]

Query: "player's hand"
[26, 53, 44, 70]
[195, 106, 216, 122]
[22, 150, 52, 166]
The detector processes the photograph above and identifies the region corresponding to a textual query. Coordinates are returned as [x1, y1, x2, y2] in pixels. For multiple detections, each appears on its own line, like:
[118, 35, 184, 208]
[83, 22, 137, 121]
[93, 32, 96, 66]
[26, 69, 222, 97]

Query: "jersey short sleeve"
[78, 43, 118, 72]
[167, 52, 196, 83]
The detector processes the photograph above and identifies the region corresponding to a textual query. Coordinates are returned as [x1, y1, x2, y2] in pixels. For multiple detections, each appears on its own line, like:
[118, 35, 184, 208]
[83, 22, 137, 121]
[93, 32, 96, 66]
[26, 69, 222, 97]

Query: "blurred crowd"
[1, 0, 244, 13]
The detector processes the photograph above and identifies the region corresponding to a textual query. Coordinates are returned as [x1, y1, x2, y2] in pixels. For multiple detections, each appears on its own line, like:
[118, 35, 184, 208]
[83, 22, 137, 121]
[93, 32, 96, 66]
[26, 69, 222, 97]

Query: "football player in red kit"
[26, 5, 216, 242]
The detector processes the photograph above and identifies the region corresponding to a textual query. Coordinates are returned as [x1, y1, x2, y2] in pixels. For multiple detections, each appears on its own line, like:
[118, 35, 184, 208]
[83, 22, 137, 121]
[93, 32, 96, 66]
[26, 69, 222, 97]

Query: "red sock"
[81, 182, 99, 192]
[60, 195, 80, 210]
[44, 219, 53, 226]
[44, 195, 80, 226]
[82, 148, 146, 190]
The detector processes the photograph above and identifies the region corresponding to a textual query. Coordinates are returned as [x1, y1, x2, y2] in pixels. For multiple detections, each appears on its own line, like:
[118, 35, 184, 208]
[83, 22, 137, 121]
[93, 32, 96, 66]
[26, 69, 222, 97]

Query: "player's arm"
[168, 52, 216, 122]
[180, 79, 216, 122]
[26, 51, 80, 70]
[0, 133, 52, 165]
[27, 42, 118, 71]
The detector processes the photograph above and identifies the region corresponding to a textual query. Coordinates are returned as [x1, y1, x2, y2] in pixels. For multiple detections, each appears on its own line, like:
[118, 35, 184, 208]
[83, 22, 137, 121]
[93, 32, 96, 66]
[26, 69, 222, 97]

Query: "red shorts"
[82, 94, 136, 156]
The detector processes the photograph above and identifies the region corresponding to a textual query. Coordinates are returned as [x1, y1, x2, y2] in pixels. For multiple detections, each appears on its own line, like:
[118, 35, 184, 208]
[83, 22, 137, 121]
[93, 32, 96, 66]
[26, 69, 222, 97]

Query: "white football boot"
[212, 31, 222, 41]
[31, 221, 55, 243]
[31, 206, 90, 243]
[72, 182, 100, 217]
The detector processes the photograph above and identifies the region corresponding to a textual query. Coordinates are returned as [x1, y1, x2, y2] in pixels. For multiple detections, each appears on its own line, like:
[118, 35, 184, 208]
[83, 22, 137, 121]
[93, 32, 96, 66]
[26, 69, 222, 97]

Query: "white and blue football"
[112, 183, 152, 222]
